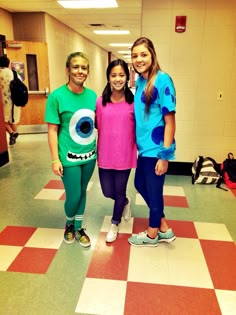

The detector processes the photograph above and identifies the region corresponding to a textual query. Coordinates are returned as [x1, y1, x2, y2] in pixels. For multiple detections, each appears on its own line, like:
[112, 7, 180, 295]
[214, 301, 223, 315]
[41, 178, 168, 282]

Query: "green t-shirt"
[45, 84, 97, 167]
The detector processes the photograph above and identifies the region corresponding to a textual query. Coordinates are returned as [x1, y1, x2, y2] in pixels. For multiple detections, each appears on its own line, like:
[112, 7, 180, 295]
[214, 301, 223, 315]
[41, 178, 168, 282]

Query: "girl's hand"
[52, 161, 63, 177]
[155, 159, 168, 176]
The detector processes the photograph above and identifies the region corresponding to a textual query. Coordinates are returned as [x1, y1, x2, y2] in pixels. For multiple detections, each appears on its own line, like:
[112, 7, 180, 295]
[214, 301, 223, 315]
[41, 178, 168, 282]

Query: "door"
[6, 40, 50, 132]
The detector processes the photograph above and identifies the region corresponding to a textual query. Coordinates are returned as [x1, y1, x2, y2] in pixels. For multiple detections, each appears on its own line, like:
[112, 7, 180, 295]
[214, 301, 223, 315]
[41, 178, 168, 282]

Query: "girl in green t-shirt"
[45, 52, 97, 248]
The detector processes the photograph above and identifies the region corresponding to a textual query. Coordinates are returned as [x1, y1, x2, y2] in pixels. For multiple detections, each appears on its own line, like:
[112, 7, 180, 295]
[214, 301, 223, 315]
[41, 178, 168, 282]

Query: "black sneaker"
[13, 132, 19, 140]
[75, 228, 91, 247]
[9, 133, 19, 145]
[64, 223, 75, 244]
[9, 134, 16, 145]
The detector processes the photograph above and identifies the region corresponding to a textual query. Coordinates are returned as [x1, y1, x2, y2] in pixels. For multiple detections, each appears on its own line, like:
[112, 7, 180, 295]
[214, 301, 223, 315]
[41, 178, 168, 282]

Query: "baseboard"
[0, 150, 9, 167]
[167, 161, 192, 176]
[17, 124, 47, 134]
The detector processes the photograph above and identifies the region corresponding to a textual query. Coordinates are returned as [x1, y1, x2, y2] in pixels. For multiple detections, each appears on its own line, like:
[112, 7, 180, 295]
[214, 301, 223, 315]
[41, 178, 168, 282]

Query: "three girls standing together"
[45, 37, 176, 248]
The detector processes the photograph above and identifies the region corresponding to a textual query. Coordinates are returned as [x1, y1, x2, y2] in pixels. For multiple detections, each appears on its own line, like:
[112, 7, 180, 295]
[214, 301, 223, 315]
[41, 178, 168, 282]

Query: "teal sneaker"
[128, 231, 158, 247]
[158, 228, 176, 243]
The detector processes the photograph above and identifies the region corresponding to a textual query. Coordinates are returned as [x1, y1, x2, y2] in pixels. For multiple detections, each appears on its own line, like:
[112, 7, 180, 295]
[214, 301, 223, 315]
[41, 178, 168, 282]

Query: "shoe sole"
[128, 240, 159, 247]
[106, 235, 118, 243]
[158, 236, 176, 243]
[79, 242, 91, 248]
[75, 237, 91, 247]
[64, 238, 75, 244]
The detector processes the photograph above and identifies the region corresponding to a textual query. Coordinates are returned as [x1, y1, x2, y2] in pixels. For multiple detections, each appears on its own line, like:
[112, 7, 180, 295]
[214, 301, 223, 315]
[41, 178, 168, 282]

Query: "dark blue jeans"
[99, 168, 131, 224]
[134, 156, 165, 228]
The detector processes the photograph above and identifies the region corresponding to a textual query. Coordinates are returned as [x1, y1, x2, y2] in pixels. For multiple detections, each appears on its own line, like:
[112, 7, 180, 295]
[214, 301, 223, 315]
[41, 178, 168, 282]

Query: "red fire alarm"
[175, 16, 187, 33]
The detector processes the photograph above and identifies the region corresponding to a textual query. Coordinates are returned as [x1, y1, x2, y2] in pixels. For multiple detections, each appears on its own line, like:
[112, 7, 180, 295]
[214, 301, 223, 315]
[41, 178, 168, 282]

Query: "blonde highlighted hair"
[131, 37, 161, 113]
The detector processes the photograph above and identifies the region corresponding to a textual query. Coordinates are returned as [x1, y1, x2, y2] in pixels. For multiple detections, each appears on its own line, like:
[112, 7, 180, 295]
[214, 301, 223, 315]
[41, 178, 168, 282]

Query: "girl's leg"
[99, 168, 131, 224]
[135, 156, 165, 234]
[74, 160, 96, 230]
[112, 169, 131, 224]
[98, 168, 115, 199]
[134, 156, 150, 206]
[62, 160, 95, 230]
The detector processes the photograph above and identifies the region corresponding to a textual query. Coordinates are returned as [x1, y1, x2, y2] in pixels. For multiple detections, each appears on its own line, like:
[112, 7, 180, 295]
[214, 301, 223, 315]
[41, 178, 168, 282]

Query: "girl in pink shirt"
[96, 59, 137, 242]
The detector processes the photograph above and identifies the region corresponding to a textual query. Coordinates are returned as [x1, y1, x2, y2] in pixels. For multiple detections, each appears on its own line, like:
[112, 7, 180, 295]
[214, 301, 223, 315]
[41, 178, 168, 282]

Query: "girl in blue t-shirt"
[128, 37, 177, 247]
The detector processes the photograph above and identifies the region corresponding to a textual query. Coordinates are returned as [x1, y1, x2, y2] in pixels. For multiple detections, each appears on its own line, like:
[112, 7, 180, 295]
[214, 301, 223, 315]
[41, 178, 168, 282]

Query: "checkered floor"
[34, 180, 189, 209]
[1, 219, 235, 315]
[0, 226, 63, 273]
[1, 180, 236, 315]
[75, 216, 236, 315]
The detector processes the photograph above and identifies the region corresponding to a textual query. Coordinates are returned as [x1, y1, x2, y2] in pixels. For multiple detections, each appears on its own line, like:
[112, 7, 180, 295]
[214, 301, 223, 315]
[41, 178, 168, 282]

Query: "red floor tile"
[132, 218, 149, 234]
[168, 220, 198, 239]
[86, 232, 130, 280]
[230, 189, 236, 197]
[200, 240, 236, 290]
[124, 282, 222, 315]
[7, 247, 58, 274]
[164, 195, 189, 208]
[59, 192, 66, 200]
[0, 226, 37, 246]
[44, 180, 64, 189]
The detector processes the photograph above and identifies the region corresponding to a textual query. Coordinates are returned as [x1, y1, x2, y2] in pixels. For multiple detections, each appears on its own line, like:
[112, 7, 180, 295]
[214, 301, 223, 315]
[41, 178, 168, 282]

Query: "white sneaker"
[122, 196, 131, 221]
[106, 224, 119, 243]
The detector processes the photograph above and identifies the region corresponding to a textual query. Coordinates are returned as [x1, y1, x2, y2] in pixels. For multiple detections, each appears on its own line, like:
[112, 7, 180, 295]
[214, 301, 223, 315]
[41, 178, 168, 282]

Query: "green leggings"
[61, 160, 96, 230]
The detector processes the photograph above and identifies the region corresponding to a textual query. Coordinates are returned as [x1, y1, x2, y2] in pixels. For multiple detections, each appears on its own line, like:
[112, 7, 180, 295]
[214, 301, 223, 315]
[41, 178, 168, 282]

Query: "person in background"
[0, 56, 20, 145]
[128, 37, 176, 247]
[96, 59, 137, 243]
[45, 52, 97, 248]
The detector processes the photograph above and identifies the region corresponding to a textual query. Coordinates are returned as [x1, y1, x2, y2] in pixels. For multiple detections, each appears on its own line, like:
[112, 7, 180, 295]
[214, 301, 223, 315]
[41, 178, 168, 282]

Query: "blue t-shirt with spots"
[134, 70, 176, 158]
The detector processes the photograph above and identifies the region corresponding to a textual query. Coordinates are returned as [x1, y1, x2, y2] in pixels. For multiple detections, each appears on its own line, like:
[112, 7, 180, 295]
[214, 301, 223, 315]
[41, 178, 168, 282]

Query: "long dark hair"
[131, 37, 161, 113]
[102, 59, 134, 105]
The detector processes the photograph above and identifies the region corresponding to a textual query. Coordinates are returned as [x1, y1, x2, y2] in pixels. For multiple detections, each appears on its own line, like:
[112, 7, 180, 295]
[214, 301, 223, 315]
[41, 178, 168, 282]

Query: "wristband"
[52, 159, 60, 164]
[157, 143, 176, 160]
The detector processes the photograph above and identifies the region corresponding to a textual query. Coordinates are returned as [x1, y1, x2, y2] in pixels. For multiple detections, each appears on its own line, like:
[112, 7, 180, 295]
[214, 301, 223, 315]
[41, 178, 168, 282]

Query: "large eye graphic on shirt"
[69, 109, 95, 145]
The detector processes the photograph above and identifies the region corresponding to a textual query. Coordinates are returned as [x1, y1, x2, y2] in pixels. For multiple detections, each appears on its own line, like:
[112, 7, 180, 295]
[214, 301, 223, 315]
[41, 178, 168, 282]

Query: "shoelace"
[78, 228, 86, 237]
[66, 225, 74, 233]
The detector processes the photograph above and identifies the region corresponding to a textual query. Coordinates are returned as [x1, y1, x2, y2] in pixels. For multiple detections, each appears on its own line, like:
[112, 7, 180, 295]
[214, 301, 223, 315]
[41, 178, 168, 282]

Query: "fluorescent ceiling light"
[93, 30, 130, 35]
[118, 50, 131, 54]
[57, 0, 118, 9]
[109, 43, 132, 47]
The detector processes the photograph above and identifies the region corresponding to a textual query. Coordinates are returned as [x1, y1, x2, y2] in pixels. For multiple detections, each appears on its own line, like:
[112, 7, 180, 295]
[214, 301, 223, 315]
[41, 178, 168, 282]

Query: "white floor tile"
[194, 222, 233, 241]
[135, 193, 145, 205]
[215, 289, 236, 315]
[128, 238, 213, 288]
[75, 278, 126, 315]
[87, 181, 94, 191]
[34, 188, 64, 200]
[100, 216, 134, 234]
[0, 245, 22, 271]
[25, 228, 64, 249]
[163, 185, 186, 196]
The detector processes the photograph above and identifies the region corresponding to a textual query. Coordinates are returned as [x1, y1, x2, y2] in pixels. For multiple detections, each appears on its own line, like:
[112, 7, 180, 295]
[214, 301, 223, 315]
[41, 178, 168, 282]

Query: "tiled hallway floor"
[0, 134, 236, 315]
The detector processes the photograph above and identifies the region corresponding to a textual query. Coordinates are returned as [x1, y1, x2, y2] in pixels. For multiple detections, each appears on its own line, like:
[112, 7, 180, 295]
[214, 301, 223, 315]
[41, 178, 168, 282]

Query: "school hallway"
[0, 133, 236, 315]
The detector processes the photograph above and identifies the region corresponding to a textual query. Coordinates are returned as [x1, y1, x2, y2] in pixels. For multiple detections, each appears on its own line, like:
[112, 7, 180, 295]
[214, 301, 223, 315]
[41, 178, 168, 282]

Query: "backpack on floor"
[10, 70, 28, 107]
[221, 153, 236, 189]
[192, 156, 221, 185]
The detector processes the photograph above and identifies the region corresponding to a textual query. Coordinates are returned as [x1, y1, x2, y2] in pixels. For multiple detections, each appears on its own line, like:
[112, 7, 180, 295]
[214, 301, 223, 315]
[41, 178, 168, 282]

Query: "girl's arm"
[47, 123, 63, 177]
[155, 112, 176, 175]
